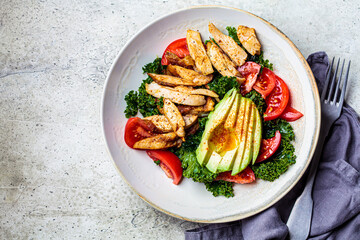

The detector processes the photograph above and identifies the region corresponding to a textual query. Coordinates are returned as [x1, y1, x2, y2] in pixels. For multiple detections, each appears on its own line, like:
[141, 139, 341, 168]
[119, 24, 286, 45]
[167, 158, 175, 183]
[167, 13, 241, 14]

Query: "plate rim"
[101, 5, 321, 223]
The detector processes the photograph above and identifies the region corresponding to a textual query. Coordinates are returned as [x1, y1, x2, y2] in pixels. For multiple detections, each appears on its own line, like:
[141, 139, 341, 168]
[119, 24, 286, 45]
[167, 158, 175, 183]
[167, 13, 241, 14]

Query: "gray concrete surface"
[0, 0, 359, 239]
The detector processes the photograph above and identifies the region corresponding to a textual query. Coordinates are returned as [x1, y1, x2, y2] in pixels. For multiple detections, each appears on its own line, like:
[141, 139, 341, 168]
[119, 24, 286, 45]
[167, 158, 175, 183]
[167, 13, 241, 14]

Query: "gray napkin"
[185, 52, 360, 240]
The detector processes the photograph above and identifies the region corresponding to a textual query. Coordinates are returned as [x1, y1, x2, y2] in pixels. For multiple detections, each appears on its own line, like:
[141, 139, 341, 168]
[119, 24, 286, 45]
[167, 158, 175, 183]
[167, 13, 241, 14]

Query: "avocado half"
[196, 88, 262, 174]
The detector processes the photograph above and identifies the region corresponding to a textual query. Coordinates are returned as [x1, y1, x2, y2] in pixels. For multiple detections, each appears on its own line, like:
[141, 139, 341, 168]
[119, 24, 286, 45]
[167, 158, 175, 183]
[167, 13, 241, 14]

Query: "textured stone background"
[0, 0, 359, 239]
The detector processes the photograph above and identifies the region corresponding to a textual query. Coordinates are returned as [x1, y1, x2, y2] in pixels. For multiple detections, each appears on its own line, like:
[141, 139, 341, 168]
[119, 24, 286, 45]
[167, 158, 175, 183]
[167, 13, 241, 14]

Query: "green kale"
[245, 90, 267, 116]
[251, 119, 296, 181]
[226, 26, 241, 45]
[137, 77, 162, 117]
[252, 139, 296, 181]
[124, 58, 164, 118]
[142, 57, 165, 74]
[208, 76, 240, 99]
[263, 119, 295, 142]
[205, 181, 234, 198]
[176, 117, 207, 154]
[154, 160, 160, 165]
[180, 151, 217, 183]
[248, 51, 274, 71]
[124, 90, 138, 118]
[172, 117, 218, 183]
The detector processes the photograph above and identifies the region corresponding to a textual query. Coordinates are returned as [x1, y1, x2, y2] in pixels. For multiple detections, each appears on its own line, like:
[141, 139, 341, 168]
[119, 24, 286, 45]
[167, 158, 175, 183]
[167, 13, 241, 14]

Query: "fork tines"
[321, 57, 351, 106]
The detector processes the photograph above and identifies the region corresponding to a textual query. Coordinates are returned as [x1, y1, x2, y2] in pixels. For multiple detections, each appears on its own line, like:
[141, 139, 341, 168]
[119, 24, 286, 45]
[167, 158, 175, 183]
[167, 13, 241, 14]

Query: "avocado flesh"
[231, 98, 249, 175]
[205, 151, 223, 173]
[239, 102, 256, 172]
[217, 93, 241, 172]
[224, 93, 241, 130]
[196, 89, 236, 166]
[252, 106, 262, 164]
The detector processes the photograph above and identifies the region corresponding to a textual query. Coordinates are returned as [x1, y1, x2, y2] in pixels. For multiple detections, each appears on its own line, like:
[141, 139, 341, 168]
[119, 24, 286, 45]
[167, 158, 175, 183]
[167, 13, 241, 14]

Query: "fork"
[286, 57, 351, 240]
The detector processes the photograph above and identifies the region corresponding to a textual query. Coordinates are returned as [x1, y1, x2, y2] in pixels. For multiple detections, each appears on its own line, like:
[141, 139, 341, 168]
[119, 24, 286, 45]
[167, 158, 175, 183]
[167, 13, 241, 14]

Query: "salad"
[123, 23, 303, 197]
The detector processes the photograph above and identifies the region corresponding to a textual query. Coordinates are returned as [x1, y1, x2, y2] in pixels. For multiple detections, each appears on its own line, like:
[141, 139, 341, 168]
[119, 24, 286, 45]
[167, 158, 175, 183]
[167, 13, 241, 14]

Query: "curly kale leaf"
[124, 58, 164, 118]
[251, 119, 296, 181]
[205, 181, 234, 198]
[263, 119, 295, 142]
[248, 51, 274, 71]
[245, 90, 267, 116]
[124, 90, 138, 118]
[180, 151, 218, 183]
[137, 77, 162, 117]
[142, 57, 165, 74]
[208, 76, 240, 99]
[252, 139, 296, 181]
[226, 26, 241, 45]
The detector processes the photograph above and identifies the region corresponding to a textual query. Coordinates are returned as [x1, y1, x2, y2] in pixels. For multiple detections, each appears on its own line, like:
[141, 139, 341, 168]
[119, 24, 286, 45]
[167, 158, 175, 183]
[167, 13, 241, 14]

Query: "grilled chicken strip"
[237, 25, 261, 56]
[164, 52, 195, 69]
[144, 114, 198, 132]
[167, 65, 213, 85]
[145, 82, 206, 106]
[177, 97, 215, 115]
[148, 73, 200, 87]
[163, 98, 186, 139]
[206, 41, 245, 83]
[208, 23, 247, 67]
[173, 86, 218, 98]
[186, 30, 214, 75]
[133, 132, 181, 149]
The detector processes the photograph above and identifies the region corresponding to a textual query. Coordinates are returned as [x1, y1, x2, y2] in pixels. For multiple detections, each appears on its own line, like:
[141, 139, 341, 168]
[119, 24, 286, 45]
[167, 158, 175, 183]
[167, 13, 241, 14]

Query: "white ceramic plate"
[102, 6, 320, 223]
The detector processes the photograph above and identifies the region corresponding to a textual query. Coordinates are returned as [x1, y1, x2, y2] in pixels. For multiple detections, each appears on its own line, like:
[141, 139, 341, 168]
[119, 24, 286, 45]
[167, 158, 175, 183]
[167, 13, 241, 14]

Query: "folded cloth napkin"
[185, 52, 360, 240]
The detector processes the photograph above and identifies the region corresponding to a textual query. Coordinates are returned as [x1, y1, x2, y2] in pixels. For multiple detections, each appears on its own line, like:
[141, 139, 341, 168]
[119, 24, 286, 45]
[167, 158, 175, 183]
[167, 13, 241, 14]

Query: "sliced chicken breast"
[133, 132, 181, 149]
[145, 82, 206, 106]
[206, 41, 245, 83]
[173, 85, 219, 98]
[163, 98, 186, 139]
[144, 114, 198, 132]
[237, 25, 261, 56]
[208, 23, 247, 67]
[148, 73, 198, 87]
[167, 65, 213, 85]
[164, 52, 195, 69]
[186, 30, 214, 75]
[177, 97, 215, 115]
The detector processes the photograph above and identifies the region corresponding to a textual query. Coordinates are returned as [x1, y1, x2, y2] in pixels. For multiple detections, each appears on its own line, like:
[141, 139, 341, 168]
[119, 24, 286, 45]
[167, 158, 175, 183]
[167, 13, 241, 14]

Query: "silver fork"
[286, 58, 351, 240]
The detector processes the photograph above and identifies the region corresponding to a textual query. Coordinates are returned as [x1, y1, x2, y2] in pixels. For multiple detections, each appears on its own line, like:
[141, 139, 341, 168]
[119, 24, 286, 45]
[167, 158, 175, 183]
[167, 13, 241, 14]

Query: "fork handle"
[287, 130, 328, 240]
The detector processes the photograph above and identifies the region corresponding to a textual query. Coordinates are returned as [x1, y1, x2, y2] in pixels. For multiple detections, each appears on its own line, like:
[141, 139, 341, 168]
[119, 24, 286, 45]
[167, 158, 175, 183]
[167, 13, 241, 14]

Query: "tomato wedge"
[263, 75, 290, 121]
[161, 38, 190, 65]
[256, 130, 281, 163]
[253, 67, 276, 98]
[124, 117, 156, 148]
[215, 167, 255, 184]
[146, 150, 183, 185]
[238, 62, 261, 94]
[280, 105, 303, 122]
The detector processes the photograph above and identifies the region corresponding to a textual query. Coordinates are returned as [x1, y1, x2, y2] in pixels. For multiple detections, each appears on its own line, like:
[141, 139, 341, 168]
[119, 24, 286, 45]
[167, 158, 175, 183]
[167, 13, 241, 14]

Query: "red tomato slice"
[238, 62, 261, 94]
[146, 150, 183, 185]
[280, 105, 303, 122]
[215, 167, 255, 184]
[253, 67, 276, 98]
[256, 130, 281, 163]
[264, 76, 290, 121]
[161, 38, 189, 65]
[124, 117, 156, 148]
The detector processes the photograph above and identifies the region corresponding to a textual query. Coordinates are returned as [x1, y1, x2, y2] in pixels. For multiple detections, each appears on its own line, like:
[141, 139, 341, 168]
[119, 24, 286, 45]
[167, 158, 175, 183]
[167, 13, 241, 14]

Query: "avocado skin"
[196, 88, 236, 166]
[231, 98, 253, 175]
[252, 105, 262, 164]
[239, 102, 256, 172]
